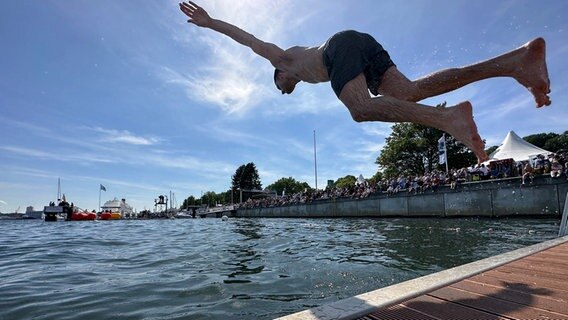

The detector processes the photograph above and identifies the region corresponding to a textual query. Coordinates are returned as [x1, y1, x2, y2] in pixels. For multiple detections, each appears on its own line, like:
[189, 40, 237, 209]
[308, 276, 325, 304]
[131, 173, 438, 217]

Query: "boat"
[100, 211, 122, 220]
[175, 210, 196, 219]
[44, 203, 96, 221]
[43, 178, 71, 221]
[100, 198, 134, 219]
[72, 211, 97, 221]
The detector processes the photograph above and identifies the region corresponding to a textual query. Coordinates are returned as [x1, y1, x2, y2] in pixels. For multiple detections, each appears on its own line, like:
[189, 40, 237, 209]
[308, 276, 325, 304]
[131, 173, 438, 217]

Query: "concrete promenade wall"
[235, 176, 568, 218]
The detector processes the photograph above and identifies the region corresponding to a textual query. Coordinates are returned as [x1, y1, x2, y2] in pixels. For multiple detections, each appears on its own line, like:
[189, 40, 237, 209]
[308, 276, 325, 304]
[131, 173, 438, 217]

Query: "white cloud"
[360, 122, 392, 138]
[279, 137, 315, 162]
[194, 121, 276, 147]
[92, 127, 161, 145]
[0, 146, 115, 164]
[144, 152, 234, 176]
[5, 167, 58, 180]
[261, 86, 342, 117]
[168, 0, 316, 116]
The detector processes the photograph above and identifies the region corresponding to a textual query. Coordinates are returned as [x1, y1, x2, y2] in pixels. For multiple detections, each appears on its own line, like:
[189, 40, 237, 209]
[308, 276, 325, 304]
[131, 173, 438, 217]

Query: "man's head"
[274, 69, 298, 94]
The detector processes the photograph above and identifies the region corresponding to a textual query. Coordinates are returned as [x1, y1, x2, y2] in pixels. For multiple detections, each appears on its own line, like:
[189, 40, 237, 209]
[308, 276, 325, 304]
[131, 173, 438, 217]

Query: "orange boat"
[100, 211, 122, 220]
[72, 211, 97, 221]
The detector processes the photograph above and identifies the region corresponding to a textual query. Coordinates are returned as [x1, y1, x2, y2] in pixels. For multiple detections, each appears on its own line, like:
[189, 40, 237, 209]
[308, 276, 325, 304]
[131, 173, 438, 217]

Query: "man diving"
[179, 1, 551, 163]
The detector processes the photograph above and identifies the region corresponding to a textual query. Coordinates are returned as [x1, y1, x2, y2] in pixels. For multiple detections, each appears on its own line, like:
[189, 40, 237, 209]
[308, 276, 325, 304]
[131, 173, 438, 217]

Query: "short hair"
[274, 69, 281, 90]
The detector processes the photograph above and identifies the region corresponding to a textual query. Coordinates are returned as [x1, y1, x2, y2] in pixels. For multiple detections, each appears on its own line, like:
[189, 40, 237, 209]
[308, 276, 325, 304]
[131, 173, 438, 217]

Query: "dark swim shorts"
[322, 30, 395, 97]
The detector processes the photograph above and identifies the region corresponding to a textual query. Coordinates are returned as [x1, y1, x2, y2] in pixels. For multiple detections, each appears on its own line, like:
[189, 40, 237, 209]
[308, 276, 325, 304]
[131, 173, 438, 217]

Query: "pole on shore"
[438, 134, 449, 175]
[313, 130, 318, 190]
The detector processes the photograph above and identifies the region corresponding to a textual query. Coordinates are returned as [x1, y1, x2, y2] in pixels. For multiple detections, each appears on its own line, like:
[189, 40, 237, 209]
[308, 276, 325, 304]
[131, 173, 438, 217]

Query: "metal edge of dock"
[275, 235, 568, 320]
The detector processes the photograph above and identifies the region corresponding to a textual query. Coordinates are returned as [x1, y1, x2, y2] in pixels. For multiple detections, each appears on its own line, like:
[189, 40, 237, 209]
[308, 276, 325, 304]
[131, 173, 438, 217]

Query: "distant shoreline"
[235, 175, 568, 218]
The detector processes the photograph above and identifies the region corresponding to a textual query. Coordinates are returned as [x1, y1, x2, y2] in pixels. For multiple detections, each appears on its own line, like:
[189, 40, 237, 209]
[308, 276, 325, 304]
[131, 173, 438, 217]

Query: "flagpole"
[445, 153, 449, 174]
[98, 188, 101, 213]
[313, 130, 318, 190]
[438, 134, 449, 175]
[444, 134, 449, 174]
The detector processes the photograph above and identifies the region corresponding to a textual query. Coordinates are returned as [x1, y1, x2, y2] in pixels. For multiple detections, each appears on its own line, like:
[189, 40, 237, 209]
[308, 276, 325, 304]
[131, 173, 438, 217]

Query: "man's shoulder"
[284, 46, 318, 54]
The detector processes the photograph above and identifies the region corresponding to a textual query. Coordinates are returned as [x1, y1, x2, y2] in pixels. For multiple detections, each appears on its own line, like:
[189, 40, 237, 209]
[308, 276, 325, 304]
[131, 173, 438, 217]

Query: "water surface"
[0, 218, 560, 319]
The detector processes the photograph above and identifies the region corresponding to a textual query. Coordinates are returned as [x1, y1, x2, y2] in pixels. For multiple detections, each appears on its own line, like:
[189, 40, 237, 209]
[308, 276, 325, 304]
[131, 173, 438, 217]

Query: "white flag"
[438, 135, 447, 165]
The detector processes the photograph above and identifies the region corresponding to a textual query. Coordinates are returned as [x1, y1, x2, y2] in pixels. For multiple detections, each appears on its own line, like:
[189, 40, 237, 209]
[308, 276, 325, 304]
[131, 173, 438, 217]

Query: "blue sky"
[1, 0, 567, 213]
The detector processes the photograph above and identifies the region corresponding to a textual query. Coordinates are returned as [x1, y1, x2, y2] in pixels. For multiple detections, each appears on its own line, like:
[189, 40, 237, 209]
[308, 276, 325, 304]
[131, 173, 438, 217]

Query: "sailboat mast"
[57, 177, 61, 202]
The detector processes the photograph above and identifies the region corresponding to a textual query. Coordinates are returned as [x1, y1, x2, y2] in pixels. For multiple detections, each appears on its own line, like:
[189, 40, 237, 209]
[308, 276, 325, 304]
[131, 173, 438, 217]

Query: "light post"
[239, 166, 247, 204]
[314, 130, 318, 190]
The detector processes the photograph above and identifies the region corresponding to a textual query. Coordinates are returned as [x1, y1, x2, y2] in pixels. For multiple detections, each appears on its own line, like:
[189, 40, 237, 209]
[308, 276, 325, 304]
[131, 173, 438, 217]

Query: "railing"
[207, 205, 235, 213]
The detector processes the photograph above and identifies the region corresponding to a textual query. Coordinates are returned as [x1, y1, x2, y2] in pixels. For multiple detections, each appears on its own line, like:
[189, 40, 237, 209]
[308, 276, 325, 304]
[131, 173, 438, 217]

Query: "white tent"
[488, 130, 552, 162]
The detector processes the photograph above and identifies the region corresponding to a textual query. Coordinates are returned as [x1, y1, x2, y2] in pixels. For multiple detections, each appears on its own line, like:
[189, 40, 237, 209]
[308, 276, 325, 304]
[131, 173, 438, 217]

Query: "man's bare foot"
[514, 37, 551, 108]
[444, 101, 488, 163]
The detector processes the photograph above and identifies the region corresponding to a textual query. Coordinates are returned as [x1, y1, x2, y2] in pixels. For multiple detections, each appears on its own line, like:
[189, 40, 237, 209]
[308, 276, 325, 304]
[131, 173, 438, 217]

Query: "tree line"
[376, 124, 567, 178]
[180, 126, 567, 209]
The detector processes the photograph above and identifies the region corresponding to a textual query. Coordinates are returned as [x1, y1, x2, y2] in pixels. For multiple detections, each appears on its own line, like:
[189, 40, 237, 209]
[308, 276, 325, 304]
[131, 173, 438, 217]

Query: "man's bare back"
[278, 46, 329, 84]
[179, 1, 551, 164]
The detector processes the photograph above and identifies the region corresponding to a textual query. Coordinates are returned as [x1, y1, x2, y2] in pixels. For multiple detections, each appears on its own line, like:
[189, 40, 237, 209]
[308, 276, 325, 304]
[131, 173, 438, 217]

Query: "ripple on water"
[0, 217, 560, 320]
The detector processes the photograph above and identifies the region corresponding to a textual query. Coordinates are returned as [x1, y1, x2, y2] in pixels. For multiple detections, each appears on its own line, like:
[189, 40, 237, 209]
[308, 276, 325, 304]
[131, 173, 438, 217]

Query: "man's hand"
[179, 1, 211, 28]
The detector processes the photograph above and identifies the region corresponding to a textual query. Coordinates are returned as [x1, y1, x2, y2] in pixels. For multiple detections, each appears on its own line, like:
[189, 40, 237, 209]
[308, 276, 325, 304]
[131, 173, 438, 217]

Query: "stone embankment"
[235, 176, 568, 218]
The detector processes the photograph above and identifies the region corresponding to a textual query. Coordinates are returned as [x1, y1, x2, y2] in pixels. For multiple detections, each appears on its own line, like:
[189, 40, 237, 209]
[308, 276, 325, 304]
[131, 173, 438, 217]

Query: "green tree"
[180, 195, 198, 209]
[543, 131, 568, 152]
[266, 177, 311, 195]
[219, 189, 232, 205]
[485, 145, 499, 157]
[335, 175, 357, 188]
[231, 162, 262, 203]
[445, 134, 478, 169]
[367, 171, 384, 185]
[201, 191, 219, 207]
[376, 123, 476, 178]
[523, 132, 558, 149]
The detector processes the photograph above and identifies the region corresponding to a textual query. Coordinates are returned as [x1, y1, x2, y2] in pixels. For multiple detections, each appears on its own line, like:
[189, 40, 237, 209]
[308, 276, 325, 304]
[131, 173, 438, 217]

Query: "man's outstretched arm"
[179, 1, 289, 68]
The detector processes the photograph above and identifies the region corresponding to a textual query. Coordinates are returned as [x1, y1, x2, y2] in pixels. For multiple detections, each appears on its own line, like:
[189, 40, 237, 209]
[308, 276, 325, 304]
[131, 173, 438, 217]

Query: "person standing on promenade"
[179, 1, 551, 163]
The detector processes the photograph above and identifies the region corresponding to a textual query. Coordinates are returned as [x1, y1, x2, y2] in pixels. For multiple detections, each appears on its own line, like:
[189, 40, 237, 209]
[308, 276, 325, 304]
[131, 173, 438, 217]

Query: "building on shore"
[24, 206, 43, 219]
[101, 198, 134, 218]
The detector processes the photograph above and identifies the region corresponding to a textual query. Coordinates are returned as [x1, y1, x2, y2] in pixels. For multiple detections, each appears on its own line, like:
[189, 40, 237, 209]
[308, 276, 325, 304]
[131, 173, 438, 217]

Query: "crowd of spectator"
[521, 152, 567, 184]
[236, 152, 568, 209]
[237, 182, 376, 209]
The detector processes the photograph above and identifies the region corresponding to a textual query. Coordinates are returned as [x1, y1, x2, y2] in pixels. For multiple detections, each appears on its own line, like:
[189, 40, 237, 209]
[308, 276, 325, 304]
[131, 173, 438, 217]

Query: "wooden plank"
[428, 286, 568, 320]
[505, 260, 568, 276]
[546, 243, 568, 251]
[523, 255, 568, 266]
[492, 264, 568, 282]
[363, 304, 438, 320]
[401, 295, 510, 320]
[450, 279, 568, 314]
[466, 274, 568, 301]
[526, 248, 568, 258]
[355, 242, 568, 320]
[479, 268, 568, 292]
[543, 246, 568, 255]
[537, 245, 568, 257]
[533, 251, 568, 259]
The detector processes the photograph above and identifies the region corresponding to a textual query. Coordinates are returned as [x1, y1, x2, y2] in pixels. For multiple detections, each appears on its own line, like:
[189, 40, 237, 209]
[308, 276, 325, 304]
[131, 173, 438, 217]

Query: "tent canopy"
[488, 131, 551, 162]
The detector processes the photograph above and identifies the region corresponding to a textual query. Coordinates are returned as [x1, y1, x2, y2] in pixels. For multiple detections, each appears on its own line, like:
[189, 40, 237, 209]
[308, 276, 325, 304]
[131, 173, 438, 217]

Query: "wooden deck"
[360, 242, 568, 320]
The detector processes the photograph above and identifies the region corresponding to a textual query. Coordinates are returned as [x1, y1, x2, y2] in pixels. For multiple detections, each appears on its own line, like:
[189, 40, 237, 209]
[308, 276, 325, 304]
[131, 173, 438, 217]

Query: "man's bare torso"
[280, 45, 330, 84]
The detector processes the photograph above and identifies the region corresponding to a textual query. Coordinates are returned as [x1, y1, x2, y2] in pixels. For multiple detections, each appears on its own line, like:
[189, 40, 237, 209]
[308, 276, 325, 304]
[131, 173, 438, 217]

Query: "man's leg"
[340, 73, 488, 162]
[378, 38, 550, 107]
